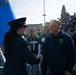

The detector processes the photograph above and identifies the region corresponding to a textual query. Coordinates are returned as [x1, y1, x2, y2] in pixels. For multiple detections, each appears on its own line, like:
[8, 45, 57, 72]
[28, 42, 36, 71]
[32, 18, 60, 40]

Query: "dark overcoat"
[41, 30, 75, 73]
[3, 34, 39, 75]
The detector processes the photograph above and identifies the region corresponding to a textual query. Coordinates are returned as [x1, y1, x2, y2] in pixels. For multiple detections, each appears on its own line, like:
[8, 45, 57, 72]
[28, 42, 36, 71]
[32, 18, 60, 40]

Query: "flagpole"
[43, 0, 46, 26]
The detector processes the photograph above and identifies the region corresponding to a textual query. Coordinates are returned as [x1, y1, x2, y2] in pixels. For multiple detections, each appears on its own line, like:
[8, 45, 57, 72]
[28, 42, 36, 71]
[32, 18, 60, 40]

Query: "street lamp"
[43, 0, 46, 26]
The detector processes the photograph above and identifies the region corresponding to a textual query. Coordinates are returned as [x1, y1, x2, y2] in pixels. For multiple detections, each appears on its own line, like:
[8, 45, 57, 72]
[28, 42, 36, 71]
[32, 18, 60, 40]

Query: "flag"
[0, 0, 15, 49]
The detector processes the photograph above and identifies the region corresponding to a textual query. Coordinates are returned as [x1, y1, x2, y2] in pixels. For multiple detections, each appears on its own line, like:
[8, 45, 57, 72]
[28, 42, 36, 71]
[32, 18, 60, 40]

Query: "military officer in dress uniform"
[3, 17, 40, 75]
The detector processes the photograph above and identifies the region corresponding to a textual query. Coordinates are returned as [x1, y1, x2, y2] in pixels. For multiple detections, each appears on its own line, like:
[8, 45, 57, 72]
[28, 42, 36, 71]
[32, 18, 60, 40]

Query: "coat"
[41, 30, 75, 73]
[3, 34, 40, 75]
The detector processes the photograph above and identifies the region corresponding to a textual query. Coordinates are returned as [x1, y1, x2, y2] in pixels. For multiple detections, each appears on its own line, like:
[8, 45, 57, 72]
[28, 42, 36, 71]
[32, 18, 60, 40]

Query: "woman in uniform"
[3, 17, 40, 75]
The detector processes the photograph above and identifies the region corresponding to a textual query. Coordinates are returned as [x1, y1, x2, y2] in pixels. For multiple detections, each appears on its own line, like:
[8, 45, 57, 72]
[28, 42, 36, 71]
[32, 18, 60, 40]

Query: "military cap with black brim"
[7, 17, 28, 28]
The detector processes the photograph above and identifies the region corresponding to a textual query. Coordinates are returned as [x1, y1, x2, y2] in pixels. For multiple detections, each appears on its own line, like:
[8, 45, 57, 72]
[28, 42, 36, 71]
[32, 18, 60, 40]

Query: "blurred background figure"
[27, 28, 41, 75]
[40, 25, 51, 75]
[0, 47, 6, 75]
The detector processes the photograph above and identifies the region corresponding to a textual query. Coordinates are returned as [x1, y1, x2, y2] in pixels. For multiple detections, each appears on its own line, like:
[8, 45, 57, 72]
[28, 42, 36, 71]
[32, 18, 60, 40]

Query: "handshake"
[39, 54, 44, 62]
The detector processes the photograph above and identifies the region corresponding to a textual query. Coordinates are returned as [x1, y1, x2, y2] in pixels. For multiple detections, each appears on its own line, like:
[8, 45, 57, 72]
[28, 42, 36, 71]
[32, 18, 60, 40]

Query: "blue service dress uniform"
[41, 30, 75, 75]
[3, 34, 40, 75]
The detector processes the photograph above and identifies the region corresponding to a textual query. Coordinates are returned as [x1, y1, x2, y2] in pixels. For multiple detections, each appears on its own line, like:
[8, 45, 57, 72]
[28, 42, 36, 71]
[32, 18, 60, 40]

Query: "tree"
[61, 5, 67, 18]
[60, 5, 70, 25]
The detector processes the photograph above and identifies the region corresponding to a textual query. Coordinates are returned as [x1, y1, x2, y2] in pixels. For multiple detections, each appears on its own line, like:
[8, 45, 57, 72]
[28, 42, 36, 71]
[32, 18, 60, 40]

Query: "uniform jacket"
[41, 30, 75, 73]
[3, 34, 40, 75]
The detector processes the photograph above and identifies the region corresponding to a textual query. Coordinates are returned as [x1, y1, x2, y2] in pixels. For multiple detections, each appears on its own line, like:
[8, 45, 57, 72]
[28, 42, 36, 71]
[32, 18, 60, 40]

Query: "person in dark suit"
[3, 17, 40, 75]
[40, 19, 75, 75]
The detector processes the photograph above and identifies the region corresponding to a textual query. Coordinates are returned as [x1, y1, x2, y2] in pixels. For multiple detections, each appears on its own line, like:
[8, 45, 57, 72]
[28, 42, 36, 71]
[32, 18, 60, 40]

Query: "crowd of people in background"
[0, 17, 76, 75]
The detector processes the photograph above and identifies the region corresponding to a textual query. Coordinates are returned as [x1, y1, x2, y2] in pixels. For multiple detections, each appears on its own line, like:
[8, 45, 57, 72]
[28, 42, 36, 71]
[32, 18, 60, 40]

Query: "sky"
[9, 0, 76, 25]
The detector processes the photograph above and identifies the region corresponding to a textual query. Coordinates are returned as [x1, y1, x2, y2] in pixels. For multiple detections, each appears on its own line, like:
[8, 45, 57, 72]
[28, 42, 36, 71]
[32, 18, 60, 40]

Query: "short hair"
[50, 19, 61, 27]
